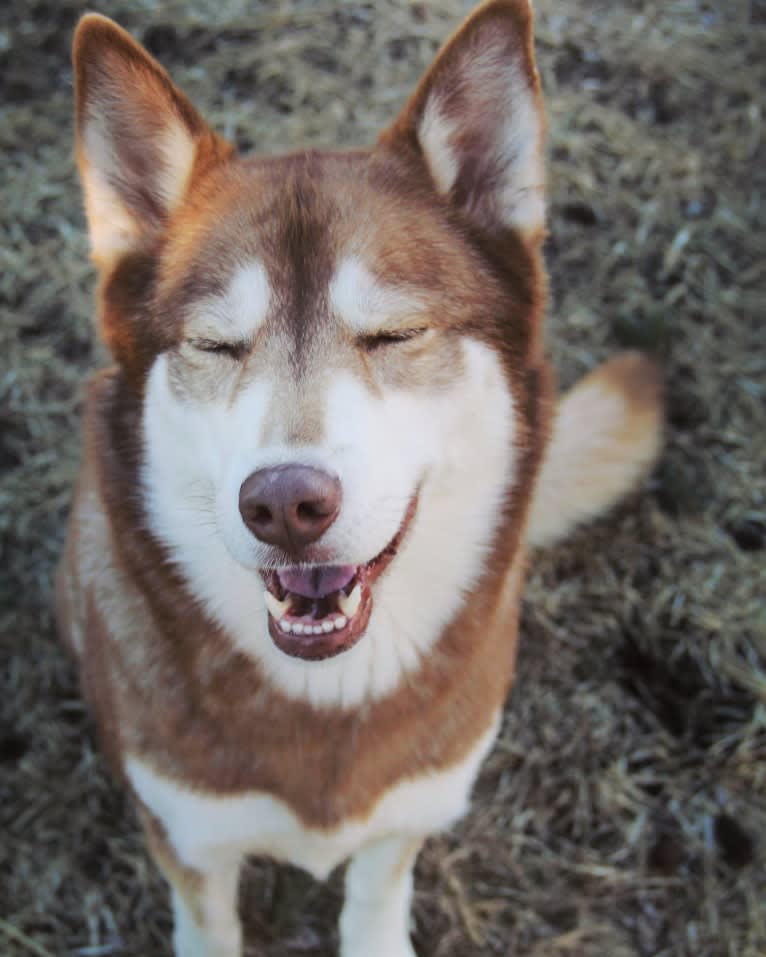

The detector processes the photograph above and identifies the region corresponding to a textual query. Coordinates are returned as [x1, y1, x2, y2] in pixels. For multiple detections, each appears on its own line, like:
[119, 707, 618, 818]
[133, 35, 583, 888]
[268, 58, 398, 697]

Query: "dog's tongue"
[277, 565, 356, 599]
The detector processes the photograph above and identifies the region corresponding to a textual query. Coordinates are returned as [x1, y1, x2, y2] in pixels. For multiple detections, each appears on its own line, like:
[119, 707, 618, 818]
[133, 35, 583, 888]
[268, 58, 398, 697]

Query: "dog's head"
[74, 1, 550, 705]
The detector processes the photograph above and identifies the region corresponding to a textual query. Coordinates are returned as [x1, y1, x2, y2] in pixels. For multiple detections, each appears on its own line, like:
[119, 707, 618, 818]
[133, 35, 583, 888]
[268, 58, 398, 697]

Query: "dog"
[56, 3, 663, 955]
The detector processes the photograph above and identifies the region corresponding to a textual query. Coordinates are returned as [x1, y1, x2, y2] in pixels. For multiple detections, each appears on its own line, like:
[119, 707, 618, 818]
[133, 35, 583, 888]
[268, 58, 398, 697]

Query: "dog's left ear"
[380, 0, 545, 241]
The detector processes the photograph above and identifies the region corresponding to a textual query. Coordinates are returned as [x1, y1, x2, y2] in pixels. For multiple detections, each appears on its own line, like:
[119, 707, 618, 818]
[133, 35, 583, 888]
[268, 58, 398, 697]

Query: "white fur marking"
[417, 50, 544, 232]
[171, 868, 241, 957]
[340, 835, 421, 957]
[81, 162, 140, 262]
[81, 117, 197, 262]
[329, 258, 426, 334]
[186, 261, 272, 342]
[156, 120, 197, 212]
[126, 717, 500, 881]
[142, 338, 515, 709]
[418, 97, 459, 194]
[496, 63, 545, 232]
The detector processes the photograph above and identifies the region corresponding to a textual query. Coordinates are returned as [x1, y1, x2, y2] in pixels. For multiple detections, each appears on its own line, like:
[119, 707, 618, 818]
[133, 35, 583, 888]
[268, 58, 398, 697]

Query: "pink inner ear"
[278, 566, 356, 598]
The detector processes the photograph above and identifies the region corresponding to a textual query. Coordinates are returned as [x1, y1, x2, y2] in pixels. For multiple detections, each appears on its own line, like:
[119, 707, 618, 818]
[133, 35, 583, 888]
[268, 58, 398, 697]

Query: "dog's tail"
[528, 351, 663, 548]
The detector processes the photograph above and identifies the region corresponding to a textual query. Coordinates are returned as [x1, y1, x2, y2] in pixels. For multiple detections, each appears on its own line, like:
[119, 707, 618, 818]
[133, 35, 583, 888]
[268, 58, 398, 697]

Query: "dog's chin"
[259, 495, 418, 662]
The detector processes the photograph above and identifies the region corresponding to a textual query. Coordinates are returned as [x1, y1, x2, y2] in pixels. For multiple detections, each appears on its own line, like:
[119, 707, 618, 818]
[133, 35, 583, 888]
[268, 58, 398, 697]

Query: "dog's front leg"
[169, 863, 242, 957]
[339, 835, 423, 957]
[143, 811, 243, 957]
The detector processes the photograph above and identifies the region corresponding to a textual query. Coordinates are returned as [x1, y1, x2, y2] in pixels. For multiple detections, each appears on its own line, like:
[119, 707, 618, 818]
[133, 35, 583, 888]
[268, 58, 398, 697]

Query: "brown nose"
[239, 465, 341, 549]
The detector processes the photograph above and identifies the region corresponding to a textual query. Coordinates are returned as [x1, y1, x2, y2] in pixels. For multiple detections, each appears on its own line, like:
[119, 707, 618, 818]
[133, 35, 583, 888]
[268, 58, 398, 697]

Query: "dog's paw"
[340, 936, 417, 957]
[173, 920, 242, 957]
[341, 947, 417, 957]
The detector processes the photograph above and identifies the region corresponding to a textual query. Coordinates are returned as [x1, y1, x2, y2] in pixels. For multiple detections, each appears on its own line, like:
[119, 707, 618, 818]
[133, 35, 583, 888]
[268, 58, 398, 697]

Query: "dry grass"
[1, 1, 764, 955]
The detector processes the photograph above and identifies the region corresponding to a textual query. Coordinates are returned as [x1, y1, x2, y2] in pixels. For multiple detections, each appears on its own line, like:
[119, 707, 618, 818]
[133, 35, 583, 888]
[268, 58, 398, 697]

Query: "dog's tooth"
[312, 625, 323, 635]
[334, 616, 347, 631]
[337, 584, 362, 619]
[264, 591, 291, 621]
[279, 620, 292, 633]
[293, 622, 305, 635]
[322, 621, 334, 633]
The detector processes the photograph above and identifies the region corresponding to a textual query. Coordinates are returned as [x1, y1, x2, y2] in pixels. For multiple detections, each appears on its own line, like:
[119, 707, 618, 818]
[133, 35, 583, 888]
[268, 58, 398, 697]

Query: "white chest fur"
[126, 717, 499, 881]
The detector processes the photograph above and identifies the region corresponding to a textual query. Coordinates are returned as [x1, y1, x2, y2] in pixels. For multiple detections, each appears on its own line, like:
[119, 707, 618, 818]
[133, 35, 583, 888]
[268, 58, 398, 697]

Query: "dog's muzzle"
[259, 495, 418, 661]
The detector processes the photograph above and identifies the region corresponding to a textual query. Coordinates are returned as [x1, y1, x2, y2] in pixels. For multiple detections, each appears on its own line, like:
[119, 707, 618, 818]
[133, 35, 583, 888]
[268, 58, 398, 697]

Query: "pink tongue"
[277, 565, 356, 599]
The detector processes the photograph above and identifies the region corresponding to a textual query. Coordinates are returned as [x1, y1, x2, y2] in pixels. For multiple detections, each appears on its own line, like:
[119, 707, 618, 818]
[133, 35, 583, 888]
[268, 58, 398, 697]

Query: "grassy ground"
[1, 1, 764, 955]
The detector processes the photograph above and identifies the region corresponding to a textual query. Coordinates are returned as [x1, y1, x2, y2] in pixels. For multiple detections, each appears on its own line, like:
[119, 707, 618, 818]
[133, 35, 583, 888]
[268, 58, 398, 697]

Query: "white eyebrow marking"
[188, 261, 271, 340]
[329, 257, 425, 334]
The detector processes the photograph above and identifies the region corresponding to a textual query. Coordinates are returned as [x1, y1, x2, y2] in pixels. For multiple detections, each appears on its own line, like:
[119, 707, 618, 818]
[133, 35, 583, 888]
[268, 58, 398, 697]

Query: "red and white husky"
[57, 3, 663, 954]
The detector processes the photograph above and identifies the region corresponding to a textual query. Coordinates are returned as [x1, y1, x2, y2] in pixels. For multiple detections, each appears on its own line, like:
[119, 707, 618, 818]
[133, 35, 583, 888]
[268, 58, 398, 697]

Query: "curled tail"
[528, 351, 663, 548]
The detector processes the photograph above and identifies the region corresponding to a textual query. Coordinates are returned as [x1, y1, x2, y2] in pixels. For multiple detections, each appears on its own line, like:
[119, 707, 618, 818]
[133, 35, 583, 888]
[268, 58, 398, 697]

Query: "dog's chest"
[126, 718, 498, 880]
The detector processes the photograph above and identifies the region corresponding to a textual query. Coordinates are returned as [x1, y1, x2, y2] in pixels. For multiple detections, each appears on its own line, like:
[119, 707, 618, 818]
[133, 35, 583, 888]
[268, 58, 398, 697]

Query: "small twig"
[0, 919, 57, 957]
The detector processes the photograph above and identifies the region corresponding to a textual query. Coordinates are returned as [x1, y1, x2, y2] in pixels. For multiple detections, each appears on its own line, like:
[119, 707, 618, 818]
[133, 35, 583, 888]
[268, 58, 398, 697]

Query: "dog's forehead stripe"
[187, 261, 271, 339]
[329, 257, 425, 334]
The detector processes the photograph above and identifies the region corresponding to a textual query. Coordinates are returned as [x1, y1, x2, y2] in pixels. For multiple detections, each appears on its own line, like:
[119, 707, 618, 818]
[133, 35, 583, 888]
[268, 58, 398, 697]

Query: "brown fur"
[58, 0, 551, 829]
[57, 364, 543, 828]
[55, 4, 662, 951]
[142, 810, 206, 925]
[57, 385, 546, 834]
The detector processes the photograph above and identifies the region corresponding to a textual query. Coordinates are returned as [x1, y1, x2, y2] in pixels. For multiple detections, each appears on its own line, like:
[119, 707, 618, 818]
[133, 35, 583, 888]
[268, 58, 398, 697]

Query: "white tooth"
[293, 623, 305, 634]
[279, 620, 292, 633]
[322, 621, 334, 633]
[264, 591, 291, 621]
[334, 615, 347, 631]
[337, 584, 362, 618]
[312, 625, 323, 635]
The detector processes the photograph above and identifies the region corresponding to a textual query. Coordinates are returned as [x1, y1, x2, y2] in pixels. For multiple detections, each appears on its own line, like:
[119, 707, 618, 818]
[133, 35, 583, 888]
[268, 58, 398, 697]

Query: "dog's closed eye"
[188, 338, 250, 360]
[359, 327, 429, 352]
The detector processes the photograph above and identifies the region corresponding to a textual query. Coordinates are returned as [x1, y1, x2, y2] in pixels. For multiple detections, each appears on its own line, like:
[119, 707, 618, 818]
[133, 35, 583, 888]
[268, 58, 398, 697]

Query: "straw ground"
[1, 1, 764, 955]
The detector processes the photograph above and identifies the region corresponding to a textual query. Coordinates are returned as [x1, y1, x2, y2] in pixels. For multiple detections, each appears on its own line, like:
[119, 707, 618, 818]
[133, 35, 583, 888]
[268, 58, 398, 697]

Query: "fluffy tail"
[528, 351, 663, 548]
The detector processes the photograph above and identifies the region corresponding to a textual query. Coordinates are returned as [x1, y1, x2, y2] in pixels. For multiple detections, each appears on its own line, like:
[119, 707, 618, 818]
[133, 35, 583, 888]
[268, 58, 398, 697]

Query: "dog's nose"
[239, 465, 341, 549]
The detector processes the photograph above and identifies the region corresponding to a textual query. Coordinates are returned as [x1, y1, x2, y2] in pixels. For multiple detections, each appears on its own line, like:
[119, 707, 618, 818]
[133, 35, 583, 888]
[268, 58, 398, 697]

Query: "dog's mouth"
[260, 495, 418, 661]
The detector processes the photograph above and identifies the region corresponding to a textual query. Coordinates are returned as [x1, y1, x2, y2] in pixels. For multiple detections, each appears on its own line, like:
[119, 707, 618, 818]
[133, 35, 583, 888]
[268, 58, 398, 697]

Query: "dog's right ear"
[73, 14, 232, 272]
